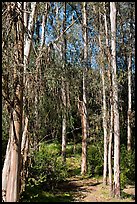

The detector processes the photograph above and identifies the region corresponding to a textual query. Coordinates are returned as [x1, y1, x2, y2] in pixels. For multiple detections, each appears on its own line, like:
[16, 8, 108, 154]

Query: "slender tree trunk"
[104, 2, 113, 193]
[22, 1, 37, 189]
[127, 53, 132, 151]
[102, 71, 108, 186]
[110, 2, 120, 198]
[81, 2, 88, 175]
[24, 2, 37, 72]
[61, 2, 67, 163]
[108, 100, 113, 194]
[20, 116, 29, 193]
[98, 8, 108, 185]
[61, 78, 67, 162]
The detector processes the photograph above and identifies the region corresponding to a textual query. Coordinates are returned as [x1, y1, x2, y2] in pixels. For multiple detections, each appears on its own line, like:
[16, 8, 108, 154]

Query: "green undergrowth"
[20, 141, 135, 202]
[20, 141, 82, 202]
[20, 184, 73, 202]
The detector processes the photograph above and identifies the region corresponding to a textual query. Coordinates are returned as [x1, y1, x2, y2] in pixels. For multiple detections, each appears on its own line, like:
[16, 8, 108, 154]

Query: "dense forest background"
[2, 2, 135, 202]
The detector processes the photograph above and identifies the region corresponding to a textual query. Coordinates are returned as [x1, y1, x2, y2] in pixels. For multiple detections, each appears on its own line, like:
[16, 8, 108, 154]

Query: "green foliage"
[66, 142, 81, 156]
[20, 182, 73, 202]
[87, 142, 103, 176]
[120, 145, 135, 189]
[28, 142, 68, 191]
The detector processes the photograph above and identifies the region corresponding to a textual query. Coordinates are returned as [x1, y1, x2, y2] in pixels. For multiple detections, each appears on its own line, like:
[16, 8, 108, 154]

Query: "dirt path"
[57, 176, 135, 202]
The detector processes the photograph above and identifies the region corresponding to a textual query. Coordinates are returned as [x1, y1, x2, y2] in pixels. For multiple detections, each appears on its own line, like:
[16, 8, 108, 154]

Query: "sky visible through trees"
[2, 2, 135, 202]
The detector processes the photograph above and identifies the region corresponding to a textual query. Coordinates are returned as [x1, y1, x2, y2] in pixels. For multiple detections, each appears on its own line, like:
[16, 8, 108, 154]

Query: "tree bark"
[24, 2, 37, 73]
[2, 136, 11, 202]
[81, 2, 88, 175]
[2, 3, 37, 201]
[104, 2, 113, 192]
[98, 7, 108, 186]
[127, 53, 132, 151]
[108, 100, 113, 194]
[110, 2, 120, 198]
[61, 78, 67, 162]
[20, 116, 29, 193]
[5, 3, 24, 201]
[22, 1, 37, 188]
[61, 2, 67, 163]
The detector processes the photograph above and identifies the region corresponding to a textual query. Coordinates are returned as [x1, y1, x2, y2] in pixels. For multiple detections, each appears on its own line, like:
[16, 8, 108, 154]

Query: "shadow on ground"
[20, 182, 73, 202]
[20, 177, 101, 202]
[121, 191, 135, 200]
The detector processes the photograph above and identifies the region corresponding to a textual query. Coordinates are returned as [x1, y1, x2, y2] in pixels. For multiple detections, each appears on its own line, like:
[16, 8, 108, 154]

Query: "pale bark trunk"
[22, 2, 37, 189]
[61, 79, 67, 162]
[81, 2, 88, 175]
[2, 136, 11, 202]
[110, 2, 120, 198]
[6, 118, 22, 202]
[98, 8, 108, 185]
[104, 2, 113, 192]
[2, 3, 37, 202]
[62, 112, 67, 162]
[41, 3, 48, 47]
[21, 116, 29, 193]
[61, 2, 67, 163]
[34, 81, 39, 150]
[127, 53, 132, 151]
[5, 4, 24, 200]
[102, 70, 108, 186]
[108, 101, 113, 194]
[24, 2, 37, 73]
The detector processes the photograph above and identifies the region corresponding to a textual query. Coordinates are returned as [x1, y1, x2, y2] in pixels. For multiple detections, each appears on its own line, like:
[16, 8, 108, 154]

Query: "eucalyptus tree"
[98, 4, 108, 186]
[2, 2, 24, 201]
[103, 2, 113, 193]
[81, 2, 88, 175]
[110, 2, 120, 198]
[2, 2, 37, 201]
[126, 3, 135, 151]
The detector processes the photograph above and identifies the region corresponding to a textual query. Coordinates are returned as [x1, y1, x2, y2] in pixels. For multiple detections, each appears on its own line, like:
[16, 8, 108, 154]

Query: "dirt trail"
[68, 177, 101, 202]
[58, 176, 135, 202]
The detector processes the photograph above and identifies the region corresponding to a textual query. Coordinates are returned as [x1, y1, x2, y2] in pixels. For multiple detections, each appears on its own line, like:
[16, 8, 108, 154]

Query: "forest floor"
[21, 174, 135, 202]
[54, 175, 135, 202]
[20, 146, 135, 202]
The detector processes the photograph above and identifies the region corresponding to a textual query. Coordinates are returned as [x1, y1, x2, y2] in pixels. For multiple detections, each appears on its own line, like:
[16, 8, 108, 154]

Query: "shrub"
[120, 145, 135, 189]
[28, 142, 68, 190]
[87, 142, 103, 176]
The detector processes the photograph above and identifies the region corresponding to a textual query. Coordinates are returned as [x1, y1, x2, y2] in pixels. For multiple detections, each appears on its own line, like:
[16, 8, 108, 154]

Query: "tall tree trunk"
[5, 3, 24, 201]
[2, 3, 37, 201]
[98, 7, 108, 186]
[127, 4, 133, 152]
[81, 2, 88, 175]
[102, 64, 108, 186]
[127, 53, 132, 151]
[110, 2, 120, 198]
[104, 2, 113, 192]
[22, 1, 37, 189]
[61, 2, 67, 163]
